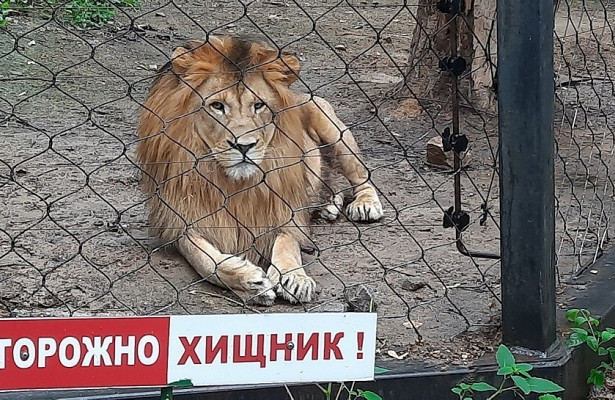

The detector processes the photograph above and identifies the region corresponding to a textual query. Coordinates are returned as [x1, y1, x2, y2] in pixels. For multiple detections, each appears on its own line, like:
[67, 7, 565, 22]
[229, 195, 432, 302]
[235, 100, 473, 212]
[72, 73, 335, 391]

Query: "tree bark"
[469, 0, 497, 112]
[398, 0, 451, 100]
[395, 0, 498, 113]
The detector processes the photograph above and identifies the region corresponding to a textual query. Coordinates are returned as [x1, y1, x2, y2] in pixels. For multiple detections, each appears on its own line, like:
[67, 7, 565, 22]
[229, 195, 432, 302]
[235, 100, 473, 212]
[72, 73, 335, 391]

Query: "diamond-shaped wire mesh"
[0, 0, 612, 373]
[554, 0, 614, 278]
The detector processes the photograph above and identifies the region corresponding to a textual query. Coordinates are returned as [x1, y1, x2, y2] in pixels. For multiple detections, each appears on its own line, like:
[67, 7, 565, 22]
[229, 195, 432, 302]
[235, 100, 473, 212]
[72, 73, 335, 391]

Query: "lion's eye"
[254, 102, 266, 113]
[209, 102, 225, 113]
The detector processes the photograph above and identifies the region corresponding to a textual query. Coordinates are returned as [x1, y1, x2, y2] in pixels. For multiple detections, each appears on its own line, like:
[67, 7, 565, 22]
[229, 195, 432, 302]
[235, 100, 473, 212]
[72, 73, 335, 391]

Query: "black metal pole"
[498, 0, 556, 351]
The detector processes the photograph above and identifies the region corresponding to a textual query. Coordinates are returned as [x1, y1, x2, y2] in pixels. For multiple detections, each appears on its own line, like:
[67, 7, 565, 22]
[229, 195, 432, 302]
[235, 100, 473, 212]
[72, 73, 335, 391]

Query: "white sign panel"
[0, 312, 376, 391]
[167, 312, 377, 386]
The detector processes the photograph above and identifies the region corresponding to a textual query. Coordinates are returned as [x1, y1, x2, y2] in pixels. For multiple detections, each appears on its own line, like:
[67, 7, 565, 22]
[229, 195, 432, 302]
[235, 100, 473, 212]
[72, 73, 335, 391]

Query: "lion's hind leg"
[309, 96, 383, 222]
[304, 144, 345, 223]
[177, 234, 276, 306]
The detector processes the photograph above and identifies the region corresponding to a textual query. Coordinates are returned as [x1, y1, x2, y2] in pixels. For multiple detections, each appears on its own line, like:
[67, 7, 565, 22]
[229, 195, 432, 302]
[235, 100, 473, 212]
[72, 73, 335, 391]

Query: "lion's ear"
[171, 46, 195, 72]
[170, 39, 218, 72]
[261, 53, 301, 86]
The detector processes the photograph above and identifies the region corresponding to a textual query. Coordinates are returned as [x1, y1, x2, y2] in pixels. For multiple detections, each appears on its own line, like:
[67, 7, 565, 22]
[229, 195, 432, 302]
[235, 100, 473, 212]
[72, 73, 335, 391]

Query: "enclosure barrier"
[0, 0, 614, 397]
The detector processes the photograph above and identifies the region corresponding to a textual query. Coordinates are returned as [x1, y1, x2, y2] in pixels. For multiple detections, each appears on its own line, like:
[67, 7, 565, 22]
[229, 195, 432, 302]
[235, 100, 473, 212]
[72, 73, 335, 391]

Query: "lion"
[135, 34, 383, 306]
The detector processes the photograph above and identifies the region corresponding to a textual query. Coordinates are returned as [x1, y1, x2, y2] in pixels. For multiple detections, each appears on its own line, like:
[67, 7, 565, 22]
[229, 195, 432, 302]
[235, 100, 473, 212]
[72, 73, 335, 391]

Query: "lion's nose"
[227, 140, 258, 155]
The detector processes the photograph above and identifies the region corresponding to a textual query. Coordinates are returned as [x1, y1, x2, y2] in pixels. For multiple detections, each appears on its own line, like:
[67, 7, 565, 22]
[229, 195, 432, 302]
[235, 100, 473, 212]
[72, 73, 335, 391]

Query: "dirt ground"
[0, 0, 613, 370]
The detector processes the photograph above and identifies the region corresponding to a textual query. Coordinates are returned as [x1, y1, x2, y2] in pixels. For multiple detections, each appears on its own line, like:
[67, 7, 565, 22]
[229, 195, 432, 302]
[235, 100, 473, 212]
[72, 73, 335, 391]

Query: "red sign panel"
[0, 317, 169, 390]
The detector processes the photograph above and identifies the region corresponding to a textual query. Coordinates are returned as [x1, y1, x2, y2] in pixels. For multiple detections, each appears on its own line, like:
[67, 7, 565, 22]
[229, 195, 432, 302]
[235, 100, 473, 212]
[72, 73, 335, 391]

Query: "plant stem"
[584, 310, 598, 338]
[334, 382, 345, 400]
[486, 386, 516, 400]
[316, 383, 330, 400]
[485, 376, 509, 400]
[346, 382, 356, 400]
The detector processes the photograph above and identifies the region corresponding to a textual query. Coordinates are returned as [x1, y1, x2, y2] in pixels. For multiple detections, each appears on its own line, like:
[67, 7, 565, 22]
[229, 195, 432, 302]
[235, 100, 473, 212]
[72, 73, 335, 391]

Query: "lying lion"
[136, 35, 383, 306]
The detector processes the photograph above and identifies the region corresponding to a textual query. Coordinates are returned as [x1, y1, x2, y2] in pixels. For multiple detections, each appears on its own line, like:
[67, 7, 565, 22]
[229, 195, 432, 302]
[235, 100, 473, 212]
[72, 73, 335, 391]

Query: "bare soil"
[0, 0, 613, 370]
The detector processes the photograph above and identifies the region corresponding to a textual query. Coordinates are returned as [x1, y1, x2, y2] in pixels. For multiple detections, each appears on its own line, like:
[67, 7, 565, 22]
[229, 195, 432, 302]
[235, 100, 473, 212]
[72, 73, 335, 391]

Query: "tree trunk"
[470, 0, 497, 112]
[399, 0, 451, 101]
[395, 0, 498, 113]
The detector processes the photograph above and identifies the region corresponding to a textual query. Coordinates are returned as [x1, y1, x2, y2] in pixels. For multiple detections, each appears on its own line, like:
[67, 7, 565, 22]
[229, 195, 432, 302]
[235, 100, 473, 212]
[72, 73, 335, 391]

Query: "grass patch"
[0, 0, 139, 29]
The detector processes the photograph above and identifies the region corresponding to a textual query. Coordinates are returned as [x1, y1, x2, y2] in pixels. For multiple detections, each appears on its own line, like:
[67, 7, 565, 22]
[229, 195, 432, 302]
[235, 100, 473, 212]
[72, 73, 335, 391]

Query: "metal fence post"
[498, 0, 556, 351]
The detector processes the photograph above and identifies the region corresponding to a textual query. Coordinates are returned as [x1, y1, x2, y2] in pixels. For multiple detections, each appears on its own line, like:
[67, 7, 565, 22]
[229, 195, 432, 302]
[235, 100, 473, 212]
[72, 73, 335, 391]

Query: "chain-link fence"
[554, 0, 615, 278]
[0, 0, 613, 374]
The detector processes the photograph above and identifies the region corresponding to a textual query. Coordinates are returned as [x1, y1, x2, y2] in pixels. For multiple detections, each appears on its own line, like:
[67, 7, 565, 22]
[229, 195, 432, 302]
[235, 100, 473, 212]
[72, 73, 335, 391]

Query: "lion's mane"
[135, 35, 317, 266]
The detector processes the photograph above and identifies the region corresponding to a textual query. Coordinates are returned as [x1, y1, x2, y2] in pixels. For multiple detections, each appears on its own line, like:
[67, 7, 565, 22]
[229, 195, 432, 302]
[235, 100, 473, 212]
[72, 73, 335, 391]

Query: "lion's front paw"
[240, 267, 276, 306]
[269, 269, 316, 304]
[346, 191, 383, 222]
[320, 194, 344, 222]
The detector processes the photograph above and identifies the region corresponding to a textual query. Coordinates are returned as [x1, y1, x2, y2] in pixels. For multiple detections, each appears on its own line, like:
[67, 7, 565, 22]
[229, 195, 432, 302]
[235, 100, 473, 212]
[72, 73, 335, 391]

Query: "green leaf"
[514, 363, 534, 372]
[600, 361, 614, 371]
[526, 377, 565, 393]
[168, 379, 193, 387]
[469, 382, 496, 392]
[357, 390, 382, 400]
[518, 370, 532, 378]
[602, 331, 615, 342]
[496, 344, 515, 368]
[566, 333, 585, 347]
[539, 395, 562, 400]
[497, 366, 514, 376]
[590, 317, 600, 326]
[451, 387, 462, 394]
[570, 327, 588, 337]
[587, 336, 599, 351]
[566, 309, 580, 322]
[374, 366, 389, 374]
[574, 316, 588, 327]
[459, 383, 470, 390]
[512, 375, 531, 395]
[588, 369, 606, 387]
[598, 347, 609, 356]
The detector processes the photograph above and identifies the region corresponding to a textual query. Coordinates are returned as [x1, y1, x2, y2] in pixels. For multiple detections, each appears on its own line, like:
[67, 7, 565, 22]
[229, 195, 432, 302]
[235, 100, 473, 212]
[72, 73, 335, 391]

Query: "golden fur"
[136, 35, 383, 305]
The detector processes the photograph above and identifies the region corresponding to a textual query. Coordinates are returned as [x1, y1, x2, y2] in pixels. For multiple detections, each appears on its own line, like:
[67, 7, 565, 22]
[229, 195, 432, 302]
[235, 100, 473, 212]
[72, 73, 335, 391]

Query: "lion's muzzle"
[223, 139, 262, 180]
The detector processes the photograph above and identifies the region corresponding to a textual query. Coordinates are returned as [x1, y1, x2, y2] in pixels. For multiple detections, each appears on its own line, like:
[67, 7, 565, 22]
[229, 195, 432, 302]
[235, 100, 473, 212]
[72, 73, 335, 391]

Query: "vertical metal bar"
[498, 0, 556, 350]
[449, 11, 500, 260]
[450, 15, 462, 218]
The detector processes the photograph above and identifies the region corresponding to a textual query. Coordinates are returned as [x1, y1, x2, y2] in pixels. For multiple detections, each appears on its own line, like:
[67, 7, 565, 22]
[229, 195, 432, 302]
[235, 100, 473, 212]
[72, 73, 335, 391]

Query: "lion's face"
[162, 35, 301, 181]
[195, 75, 278, 180]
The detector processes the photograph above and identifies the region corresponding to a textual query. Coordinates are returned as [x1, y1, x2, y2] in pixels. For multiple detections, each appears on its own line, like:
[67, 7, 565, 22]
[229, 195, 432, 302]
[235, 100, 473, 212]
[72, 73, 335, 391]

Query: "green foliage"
[65, 0, 138, 28]
[356, 389, 382, 400]
[565, 308, 615, 389]
[0, 1, 9, 27]
[0, 0, 138, 28]
[0, 0, 28, 28]
[318, 382, 382, 400]
[374, 366, 389, 374]
[451, 344, 564, 400]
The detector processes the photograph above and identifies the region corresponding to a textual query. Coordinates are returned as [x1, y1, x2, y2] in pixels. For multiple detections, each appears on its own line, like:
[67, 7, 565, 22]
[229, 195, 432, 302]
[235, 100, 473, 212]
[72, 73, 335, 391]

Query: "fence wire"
[0, 0, 612, 373]
[554, 0, 615, 278]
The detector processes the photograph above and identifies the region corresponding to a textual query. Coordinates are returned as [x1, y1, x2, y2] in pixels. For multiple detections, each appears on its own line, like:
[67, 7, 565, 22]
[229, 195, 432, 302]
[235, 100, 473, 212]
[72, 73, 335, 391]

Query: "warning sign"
[0, 312, 376, 391]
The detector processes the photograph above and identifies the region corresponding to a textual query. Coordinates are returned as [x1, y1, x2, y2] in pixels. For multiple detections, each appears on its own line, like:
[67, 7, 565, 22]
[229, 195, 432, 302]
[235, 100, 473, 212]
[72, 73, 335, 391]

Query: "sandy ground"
[0, 0, 613, 369]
